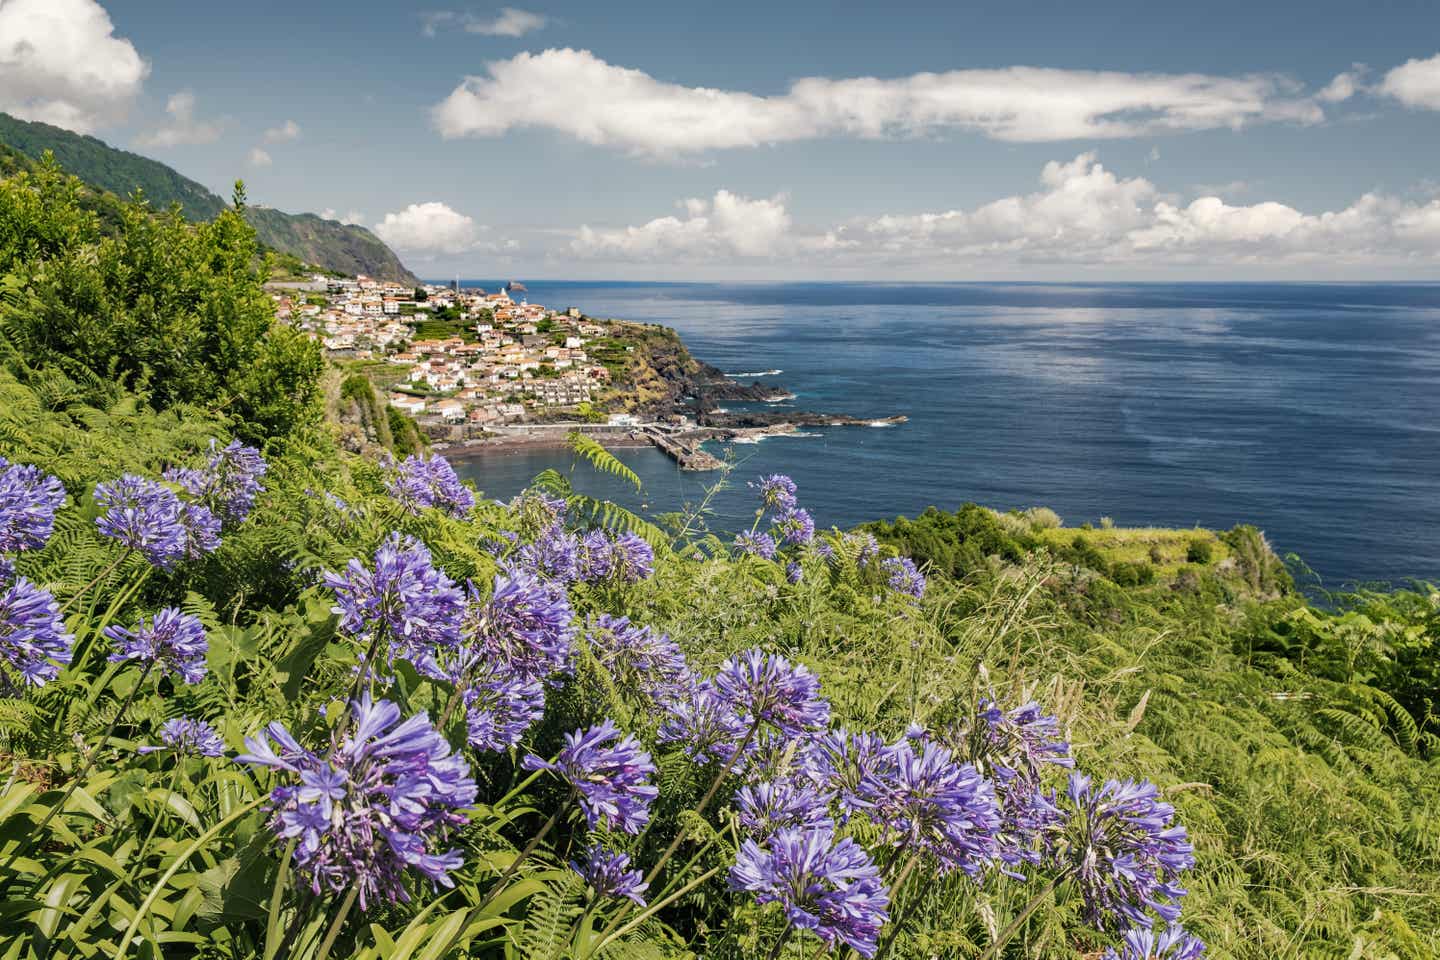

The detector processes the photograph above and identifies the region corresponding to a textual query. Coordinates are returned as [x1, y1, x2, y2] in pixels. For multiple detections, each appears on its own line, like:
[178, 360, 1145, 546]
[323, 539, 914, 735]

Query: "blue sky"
[4, 0, 1440, 279]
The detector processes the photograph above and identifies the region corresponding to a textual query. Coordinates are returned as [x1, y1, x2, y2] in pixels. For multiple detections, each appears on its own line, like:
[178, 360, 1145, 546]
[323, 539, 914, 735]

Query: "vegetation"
[0, 112, 416, 282]
[0, 158, 1436, 960]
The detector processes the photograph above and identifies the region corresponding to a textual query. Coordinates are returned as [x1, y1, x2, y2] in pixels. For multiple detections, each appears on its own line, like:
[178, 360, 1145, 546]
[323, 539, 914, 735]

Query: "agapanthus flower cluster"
[0, 575, 73, 689]
[736, 780, 835, 838]
[463, 665, 545, 752]
[1102, 923, 1206, 960]
[387, 454, 475, 518]
[95, 475, 218, 569]
[786, 560, 803, 584]
[750, 474, 798, 511]
[881, 556, 926, 599]
[657, 680, 751, 764]
[140, 716, 225, 757]
[714, 649, 830, 738]
[323, 533, 465, 680]
[0, 457, 66, 553]
[105, 607, 209, 684]
[238, 696, 476, 908]
[572, 845, 648, 905]
[729, 826, 891, 957]
[587, 614, 690, 701]
[1057, 774, 1195, 930]
[866, 739, 1000, 877]
[165, 439, 267, 526]
[523, 719, 658, 834]
[800, 728, 897, 822]
[952, 701, 1075, 871]
[509, 489, 568, 534]
[463, 565, 574, 683]
[772, 507, 815, 546]
[518, 522, 582, 583]
[734, 531, 778, 560]
[578, 530, 655, 584]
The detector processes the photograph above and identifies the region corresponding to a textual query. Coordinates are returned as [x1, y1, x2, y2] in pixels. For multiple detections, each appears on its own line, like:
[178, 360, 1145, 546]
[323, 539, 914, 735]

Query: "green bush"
[1186, 538, 1214, 564]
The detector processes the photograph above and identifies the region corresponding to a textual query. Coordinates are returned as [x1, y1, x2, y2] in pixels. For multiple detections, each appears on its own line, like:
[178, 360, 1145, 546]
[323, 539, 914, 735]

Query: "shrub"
[1186, 538, 1214, 564]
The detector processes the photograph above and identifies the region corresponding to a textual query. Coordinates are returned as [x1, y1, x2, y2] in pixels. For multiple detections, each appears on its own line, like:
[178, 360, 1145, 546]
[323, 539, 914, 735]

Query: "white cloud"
[1380, 52, 1440, 110]
[570, 154, 1440, 270]
[0, 0, 148, 133]
[373, 202, 480, 254]
[433, 48, 1325, 155]
[263, 119, 301, 142]
[422, 8, 548, 38]
[135, 91, 223, 147]
[320, 208, 366, 226]
[572, 190, 792, 259]
[1317, 65, 1365, 103]
[247, 147, 272, 167]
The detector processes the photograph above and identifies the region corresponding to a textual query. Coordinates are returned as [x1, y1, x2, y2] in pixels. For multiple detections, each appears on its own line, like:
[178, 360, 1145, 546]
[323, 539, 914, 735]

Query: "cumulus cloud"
[422, 8, 548, 38]
[373, 202, 480, 254]
[569, 154, 1440, 270]
[263, 119, 301, 142]
[433, 48, 1325, 155]
[135, 91, 223, 147]
[1379, 52, 1440, 110]
[0, 0, 148, 133]
[247, 147, 272, 167]
[573, 190, 792, 259]
[1317, 65, 1365, 103]
[320, 208, 366, 226]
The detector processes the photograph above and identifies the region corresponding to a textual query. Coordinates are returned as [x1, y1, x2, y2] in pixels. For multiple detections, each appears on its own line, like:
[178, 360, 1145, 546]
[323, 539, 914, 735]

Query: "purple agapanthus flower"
[729, 826, 891, 957]
[772, 508, 815, 546]
[572, 845, 649, 905]
[522, 719, 658, 834]
[177, 501, 223, 560]
[1058, 774, 1195, 930]
[736, 781, 835, 838]
[586, 614, 690, 701]
[657, 680, 750, 765]
[510, 489, 568, 533]
[714, 649, 830, 738]
[734, 531, 778, 561]
[800, 729, 897, 822]
[881, 556, 926, 599]
[955, 700, 1075, 873]
[0, 457, 66, 553]
[609, 532, 654, 582]
[94, 475, 190, 568]
[105, 607, 209, 684]
[1102, 924, 1206, 960]
[237, 696, 476, 908]
[140, 716, 225, 757]
[518, 522, 582, 583]
[749, 474, 798, 511]
[0, 576, 72, 689]
[867, 739, 1000, 877]
[463, 663, 545, 752]
[387, 454, 475, 519]
[165, 439, 268, 526]
[578, 530, 614, 581]
[785, 561, 803, 584]
[323, 533, 465, 680]
[463, 565, 574, 684]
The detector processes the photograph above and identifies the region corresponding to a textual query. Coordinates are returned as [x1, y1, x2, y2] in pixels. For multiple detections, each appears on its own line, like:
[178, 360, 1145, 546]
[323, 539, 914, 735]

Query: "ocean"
[445, 282, 1440, 588]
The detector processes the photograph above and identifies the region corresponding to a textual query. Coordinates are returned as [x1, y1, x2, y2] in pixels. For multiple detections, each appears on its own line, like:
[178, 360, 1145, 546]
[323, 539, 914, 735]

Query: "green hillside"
[0, 112, 416, 282]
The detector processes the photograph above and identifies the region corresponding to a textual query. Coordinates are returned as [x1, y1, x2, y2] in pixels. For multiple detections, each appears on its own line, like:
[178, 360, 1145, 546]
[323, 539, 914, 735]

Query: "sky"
[3, 0, 1440, 280]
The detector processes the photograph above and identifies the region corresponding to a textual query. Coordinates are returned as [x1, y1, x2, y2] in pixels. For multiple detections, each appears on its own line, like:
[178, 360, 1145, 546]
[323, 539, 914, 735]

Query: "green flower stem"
[585, 864, 722, 958]
[311, 885, 359, 960]
[111, 794, 267, 958]
[974, 869, 1069, 960]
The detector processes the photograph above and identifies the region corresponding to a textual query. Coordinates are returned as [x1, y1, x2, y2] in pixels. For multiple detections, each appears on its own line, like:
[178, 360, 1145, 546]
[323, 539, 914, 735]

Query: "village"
[272, 275, 664, 434]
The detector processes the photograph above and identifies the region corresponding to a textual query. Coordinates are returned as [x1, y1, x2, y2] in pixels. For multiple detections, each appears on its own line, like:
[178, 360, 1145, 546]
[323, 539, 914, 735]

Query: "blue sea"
[444, 282, 1440, 589]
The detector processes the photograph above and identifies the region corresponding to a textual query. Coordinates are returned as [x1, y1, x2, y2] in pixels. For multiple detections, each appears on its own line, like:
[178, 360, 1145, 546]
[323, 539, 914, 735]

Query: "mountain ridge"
[0, 112, 418, 283]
